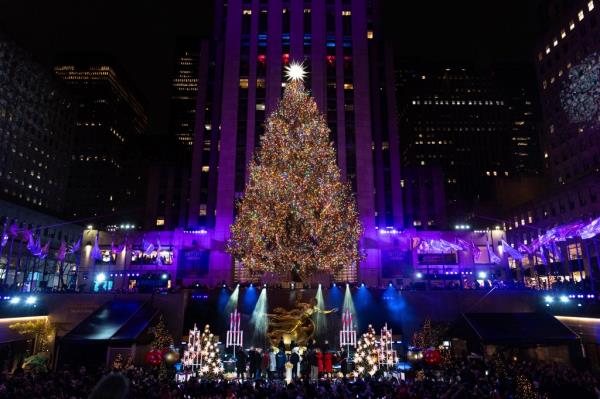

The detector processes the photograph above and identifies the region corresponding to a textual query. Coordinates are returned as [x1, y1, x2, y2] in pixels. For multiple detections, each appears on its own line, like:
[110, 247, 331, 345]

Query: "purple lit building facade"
[506, 0, 600, 288]
[74, 0, 514, 291]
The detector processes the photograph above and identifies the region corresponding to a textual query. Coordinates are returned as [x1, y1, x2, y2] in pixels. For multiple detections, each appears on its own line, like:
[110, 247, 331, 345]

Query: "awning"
[456, 312, 579, 345]
[62, 300, 158, 343]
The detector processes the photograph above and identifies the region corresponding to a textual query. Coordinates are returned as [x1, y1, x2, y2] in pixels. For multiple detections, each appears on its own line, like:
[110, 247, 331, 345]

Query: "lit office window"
[367, 31, 374, 39]
[243, 9, 252, 15]
[342, 10, 351, 16]
[156, 218, 165, 226]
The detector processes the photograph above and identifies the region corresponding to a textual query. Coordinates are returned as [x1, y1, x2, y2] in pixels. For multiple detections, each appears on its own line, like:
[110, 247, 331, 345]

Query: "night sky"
[0, 0, 542, 135]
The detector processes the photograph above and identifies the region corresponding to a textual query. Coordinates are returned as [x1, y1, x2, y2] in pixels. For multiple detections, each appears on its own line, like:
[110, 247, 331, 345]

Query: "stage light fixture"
[416, 272, 423, 279]
[9, 297, 20, 305]
[544, 295, 554, 303]
[559, 295, 569, 303]
[25, 296, 37, 305]
[478, 271, 487, 279]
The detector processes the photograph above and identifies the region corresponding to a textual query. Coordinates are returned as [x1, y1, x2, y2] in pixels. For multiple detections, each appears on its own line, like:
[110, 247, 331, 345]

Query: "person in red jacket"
[316, 350, 324, 376]
[324, 352, 333, 376]
[261, 348, 270, 379]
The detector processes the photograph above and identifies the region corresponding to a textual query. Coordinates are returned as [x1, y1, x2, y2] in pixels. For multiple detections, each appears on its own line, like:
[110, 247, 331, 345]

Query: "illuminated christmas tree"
[197, 324, 224, 380]
[151, 315, 173, 350]
[112, 353, 123, 370]
[354, 324, 379, 376]
[516, 374, 536, 399]
[227, 62, 363, 280]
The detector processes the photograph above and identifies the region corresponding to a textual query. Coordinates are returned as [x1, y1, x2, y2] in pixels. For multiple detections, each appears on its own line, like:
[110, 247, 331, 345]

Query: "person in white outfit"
[269, 348, 277, 380]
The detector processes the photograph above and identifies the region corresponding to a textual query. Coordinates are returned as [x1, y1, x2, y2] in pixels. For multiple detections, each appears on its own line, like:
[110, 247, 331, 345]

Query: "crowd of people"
[231, 339, 344, 382]
[0, 354, 598, 398]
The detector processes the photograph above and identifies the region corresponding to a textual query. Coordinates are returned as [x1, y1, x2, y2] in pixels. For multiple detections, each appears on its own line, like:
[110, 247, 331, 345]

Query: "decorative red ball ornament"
[423, 348, 441, 365]
[145, 349, 163, 366]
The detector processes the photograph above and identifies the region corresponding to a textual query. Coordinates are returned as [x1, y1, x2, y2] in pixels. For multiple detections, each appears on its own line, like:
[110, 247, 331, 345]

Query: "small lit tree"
[112, 353, 124, 370]
[516, 374, 536, 399]
[151, 315, 173, 350]
[354, 324, 379, 376]
[198, 324, 224, 380]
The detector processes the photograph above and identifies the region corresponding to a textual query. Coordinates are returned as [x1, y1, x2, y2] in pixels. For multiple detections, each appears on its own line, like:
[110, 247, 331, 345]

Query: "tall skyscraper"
[508, 0, 600, 245]
[186, 0, 402, 285]
[170, 37, 202, 146]
[395, 64, 542, 226]
[53, 58, 148, 226]
[0, 33, 74, 215]
[143, 134, 191, 231]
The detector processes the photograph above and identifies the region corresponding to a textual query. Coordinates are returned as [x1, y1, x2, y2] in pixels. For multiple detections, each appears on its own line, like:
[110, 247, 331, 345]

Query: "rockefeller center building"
[506, 0, 600, 288]
[53, 57, 149, 225]
[0, 33, 74, 215]
[395, 63, 542, 228]
[184, 0, 403, 285]
[72, 0, 513, 290]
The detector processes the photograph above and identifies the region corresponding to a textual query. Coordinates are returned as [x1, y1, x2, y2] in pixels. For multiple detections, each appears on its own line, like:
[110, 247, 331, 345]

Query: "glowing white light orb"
[96, 273, 106, 283]
[284, 62, 307, 82]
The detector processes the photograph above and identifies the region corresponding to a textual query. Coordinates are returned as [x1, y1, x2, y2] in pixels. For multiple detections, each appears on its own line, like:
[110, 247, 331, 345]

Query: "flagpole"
[13, 233, 24, 290]
[0, 220, 6, 284]
[0, 221, 9, 286]
[3, 234, 14, 287]
[584, 239, 594, 293]
[91, 232, 97, 292]
[593, 238, 600, 288]
[75, 231, 83, 291]
[41, 254, 49, 289]
[21, 254, 31, 292]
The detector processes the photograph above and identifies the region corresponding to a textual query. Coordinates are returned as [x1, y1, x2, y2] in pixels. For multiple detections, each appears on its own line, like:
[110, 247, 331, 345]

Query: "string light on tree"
[183, 324, 224, 380]
[378, 323, 397, 370]
[354, 324, 379, 376]
[151, 315, 174, 351]
[516, 374, 536, 399]
[227, 61, 363, 280]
